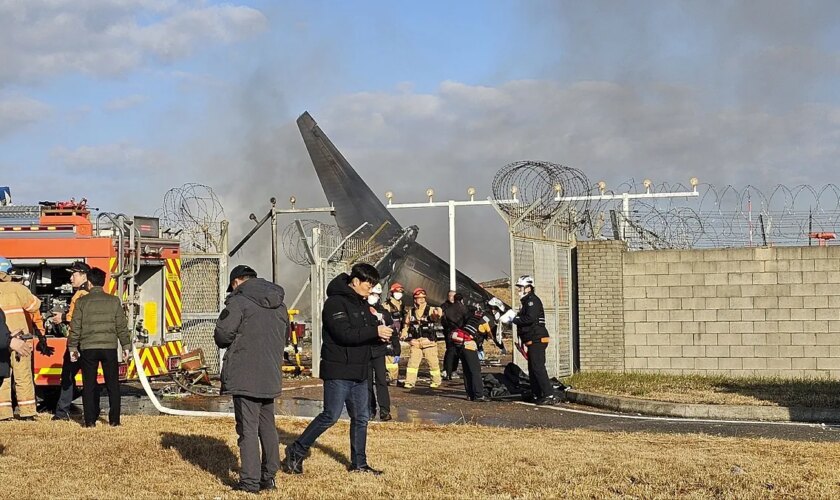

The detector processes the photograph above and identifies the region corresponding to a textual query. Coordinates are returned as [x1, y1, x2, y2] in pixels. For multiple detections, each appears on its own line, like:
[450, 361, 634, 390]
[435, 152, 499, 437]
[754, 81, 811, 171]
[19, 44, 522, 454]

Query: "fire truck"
[0, 197, 185, 390]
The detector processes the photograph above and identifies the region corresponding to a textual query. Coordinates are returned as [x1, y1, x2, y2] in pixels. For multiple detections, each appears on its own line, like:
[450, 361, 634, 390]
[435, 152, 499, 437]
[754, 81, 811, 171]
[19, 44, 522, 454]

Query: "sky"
[3, 0, 840, 291]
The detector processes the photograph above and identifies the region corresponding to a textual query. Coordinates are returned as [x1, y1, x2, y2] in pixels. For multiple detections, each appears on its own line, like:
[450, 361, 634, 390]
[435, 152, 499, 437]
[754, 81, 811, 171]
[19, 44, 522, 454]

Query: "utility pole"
[228, 197, 335, 284]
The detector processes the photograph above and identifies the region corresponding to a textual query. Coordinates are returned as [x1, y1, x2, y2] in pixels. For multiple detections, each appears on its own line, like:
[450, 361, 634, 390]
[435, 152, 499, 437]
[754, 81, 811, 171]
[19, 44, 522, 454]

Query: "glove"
[36, 334, 55, 357]
[393, 356, 400, 364]
[499, 309, 516, 325]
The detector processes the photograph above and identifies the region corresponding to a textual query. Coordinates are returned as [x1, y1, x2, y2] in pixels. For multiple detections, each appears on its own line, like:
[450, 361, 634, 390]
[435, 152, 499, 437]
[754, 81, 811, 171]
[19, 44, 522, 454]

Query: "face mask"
[393, 292, 403, 301]
[367, 294, 380, 305]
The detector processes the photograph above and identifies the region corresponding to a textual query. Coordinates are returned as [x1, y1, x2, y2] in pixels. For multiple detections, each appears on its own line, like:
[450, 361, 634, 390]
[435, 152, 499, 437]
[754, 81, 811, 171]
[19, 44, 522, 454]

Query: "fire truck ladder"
[95, 213, 142, 331]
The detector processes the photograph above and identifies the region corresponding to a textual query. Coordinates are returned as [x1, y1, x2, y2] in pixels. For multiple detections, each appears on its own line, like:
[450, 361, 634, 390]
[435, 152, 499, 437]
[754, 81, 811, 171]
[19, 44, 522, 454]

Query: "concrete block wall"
[576, 240, 625, 372]
[622, 246, 840, 378]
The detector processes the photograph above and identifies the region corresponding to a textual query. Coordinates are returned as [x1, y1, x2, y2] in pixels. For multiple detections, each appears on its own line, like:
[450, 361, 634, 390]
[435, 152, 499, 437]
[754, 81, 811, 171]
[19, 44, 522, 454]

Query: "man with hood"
[284, 263, 393, 476]
[214, 265, 288, 493]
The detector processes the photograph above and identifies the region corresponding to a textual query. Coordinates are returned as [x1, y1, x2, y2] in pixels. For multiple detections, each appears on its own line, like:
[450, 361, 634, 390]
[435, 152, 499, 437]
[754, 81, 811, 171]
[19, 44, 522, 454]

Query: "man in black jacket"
[441, 291, 467, 380]
[500, 275, 558, 405]
[284, 263, 393, 476]
[214, 265, 288, 493]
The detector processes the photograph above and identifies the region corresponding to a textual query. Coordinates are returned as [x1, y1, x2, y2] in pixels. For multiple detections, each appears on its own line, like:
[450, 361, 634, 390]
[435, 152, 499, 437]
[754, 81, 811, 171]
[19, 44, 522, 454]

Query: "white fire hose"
[131, 347, 315, 422]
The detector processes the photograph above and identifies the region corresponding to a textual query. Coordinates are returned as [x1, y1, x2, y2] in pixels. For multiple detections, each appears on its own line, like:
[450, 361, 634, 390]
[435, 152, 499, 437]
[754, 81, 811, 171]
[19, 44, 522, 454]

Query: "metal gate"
[510, 226, 574, 378]
[180, 253, 227, 374]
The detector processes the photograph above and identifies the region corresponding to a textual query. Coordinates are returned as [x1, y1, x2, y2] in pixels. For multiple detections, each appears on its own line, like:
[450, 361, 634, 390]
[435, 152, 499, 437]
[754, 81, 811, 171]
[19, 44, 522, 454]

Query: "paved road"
[88, 380, 840, 443]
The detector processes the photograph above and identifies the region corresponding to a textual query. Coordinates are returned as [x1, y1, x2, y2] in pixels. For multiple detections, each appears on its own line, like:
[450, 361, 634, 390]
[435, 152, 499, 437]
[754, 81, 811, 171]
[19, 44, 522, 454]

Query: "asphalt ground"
[43, 370, 840, 444]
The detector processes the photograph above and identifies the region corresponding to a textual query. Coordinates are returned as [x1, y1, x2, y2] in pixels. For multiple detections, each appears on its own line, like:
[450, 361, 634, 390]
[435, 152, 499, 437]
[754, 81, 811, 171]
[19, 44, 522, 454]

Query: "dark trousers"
[80, 348, 120, 425]
[443, 333, 460, 376]
[292, 379, 370, 468]
[456, 345, 484, 399]
[526, 341, 554, 399]
[55, 349, 81, 418]
[368, 355, 390, 416]
[233, 396, 280, 489]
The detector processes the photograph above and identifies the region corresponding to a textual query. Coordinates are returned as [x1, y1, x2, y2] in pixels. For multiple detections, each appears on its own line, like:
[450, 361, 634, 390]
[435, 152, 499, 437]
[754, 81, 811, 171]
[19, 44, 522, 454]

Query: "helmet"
[371, 283, 383, 295]
[413, 287, 427, 297]
[0, 257, 11, 274]
[389, 282, 404, 293]
[515, 275, 534, 288]
[487, 297, 506, 312]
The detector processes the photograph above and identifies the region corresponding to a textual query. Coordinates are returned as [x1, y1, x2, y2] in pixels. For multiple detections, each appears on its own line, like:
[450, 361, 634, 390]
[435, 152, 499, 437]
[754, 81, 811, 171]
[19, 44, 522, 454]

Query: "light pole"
[383, 187, 518, 291]
[554, 177, 701, 240]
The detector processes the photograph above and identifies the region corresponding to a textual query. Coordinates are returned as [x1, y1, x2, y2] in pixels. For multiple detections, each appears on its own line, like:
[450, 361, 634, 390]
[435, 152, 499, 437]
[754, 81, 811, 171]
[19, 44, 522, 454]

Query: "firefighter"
[499, 275, 559, 405]
[52, 261, 92, 421]
[400, 288, 442, 389]
[367, 284, 398, 421]
[0, 257, 42, 421]
[451, 306, 491, 401]
[382, 283, 406, 382]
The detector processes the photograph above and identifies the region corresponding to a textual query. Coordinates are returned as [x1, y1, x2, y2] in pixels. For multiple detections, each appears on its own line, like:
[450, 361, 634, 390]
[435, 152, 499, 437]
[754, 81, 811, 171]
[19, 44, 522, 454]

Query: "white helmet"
[371, 283, 383, 294]
[487, 297, 505, 312]
[515, 275, 534, 288]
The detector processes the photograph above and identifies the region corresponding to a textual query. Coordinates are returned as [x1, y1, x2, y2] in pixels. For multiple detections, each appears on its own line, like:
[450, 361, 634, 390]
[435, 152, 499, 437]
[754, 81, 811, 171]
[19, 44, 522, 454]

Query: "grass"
[564, 371, 840, 408]
[1, 415, 839, 498]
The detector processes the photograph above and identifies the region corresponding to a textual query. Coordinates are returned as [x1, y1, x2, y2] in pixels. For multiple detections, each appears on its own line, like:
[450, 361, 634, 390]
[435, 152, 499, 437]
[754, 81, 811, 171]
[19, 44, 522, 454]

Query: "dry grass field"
[565, 371, 840, 408]
[1, 415, 839, 499]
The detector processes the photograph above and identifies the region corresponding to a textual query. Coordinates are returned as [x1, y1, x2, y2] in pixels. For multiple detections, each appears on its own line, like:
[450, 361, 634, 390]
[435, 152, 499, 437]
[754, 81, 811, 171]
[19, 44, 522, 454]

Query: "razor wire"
[158, 183, 227, 253]
[281, 219, 389, 267]
[492, 160, 591, 231]
[575, 180, 840, 249]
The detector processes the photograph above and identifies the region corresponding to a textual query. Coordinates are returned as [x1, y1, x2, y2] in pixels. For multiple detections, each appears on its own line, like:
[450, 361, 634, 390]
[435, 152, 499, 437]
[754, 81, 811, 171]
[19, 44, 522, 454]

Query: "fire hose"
[131, 346, 315, 422]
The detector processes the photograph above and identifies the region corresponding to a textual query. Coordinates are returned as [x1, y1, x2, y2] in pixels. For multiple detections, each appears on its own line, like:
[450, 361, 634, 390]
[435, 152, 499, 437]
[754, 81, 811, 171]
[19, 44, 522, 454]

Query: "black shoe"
[83, 422, 96, 428]
[109, 422, 121, 427]
[52, 415, 70, 421]
[283, 445, 305, 475]
[348, 465, 383, 476]
[379, 412, 393, 421]
[536, 394, 561, 406]
[472, 396, 490, 402]
[259, 478, 276, 491]
[232, 483, 259, 494]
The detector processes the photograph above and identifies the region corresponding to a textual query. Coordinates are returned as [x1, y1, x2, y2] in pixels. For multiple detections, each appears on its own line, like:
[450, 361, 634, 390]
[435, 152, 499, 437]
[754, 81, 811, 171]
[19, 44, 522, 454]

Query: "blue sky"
[3, 1, 840, 281]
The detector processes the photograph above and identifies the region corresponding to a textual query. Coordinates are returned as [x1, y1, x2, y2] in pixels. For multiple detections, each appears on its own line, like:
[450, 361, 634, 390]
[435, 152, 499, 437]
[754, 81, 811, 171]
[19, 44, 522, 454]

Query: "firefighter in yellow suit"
[400, 288, 442, 389]
[0, 259, 42, 421]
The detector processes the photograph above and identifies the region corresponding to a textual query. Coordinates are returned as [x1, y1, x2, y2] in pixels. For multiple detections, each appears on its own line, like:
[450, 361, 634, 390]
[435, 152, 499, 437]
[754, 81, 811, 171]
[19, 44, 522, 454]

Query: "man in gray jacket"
[214, 265, 288, 494]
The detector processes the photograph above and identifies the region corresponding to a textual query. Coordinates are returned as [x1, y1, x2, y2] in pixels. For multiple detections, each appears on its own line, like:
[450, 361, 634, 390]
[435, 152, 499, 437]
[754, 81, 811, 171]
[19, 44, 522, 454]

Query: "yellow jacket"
[0, 281, 42, 335]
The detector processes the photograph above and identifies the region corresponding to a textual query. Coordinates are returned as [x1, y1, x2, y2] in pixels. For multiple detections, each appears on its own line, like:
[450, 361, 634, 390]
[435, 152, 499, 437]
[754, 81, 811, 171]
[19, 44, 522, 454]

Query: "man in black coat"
[441, 291, 468, 380]
[214, 265, 288, 493]
[284, 263, 393, 476]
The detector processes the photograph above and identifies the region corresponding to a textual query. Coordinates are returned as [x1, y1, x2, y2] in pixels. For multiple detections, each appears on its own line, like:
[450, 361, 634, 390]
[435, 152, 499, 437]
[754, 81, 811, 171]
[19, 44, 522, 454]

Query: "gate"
[180, 253, 227, 374]
[509, 225, 574, 378]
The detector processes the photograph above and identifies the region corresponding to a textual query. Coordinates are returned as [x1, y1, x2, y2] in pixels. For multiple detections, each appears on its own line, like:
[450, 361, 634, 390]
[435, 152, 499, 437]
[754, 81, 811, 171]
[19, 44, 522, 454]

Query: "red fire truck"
[0, 198, 185, 389]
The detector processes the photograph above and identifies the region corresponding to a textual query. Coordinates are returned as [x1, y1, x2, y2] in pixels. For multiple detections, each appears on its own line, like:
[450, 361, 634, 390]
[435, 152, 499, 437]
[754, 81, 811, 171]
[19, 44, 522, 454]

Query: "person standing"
[284, 263, 392, 476]
[441, 291, 467, 380]
[451, 306, 492, 402]
[68, 267, 131, 427]
[400, 288, 442, 389]
[367, 284, 398, 421]
[500, 275, 558, 405]
[0, 309, 34, 385]
[382, 283, 406, 382]
[0, 258, 42, 421]
[52, 261, 91, 421]
[214, 265, 288, 493]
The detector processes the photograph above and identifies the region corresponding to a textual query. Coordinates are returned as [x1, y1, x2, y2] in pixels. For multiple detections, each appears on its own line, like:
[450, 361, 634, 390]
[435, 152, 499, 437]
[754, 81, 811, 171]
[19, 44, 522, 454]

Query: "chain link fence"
[180, 253, 226, 374]
[510, 223, 574, 378]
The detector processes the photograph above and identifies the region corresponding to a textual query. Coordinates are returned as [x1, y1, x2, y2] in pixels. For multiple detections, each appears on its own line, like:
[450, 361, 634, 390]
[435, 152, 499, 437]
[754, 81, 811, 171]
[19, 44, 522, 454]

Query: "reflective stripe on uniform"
[17, 399, 36, 406]
[0, 402, 12, 407]
[406, 367, 419, 374]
